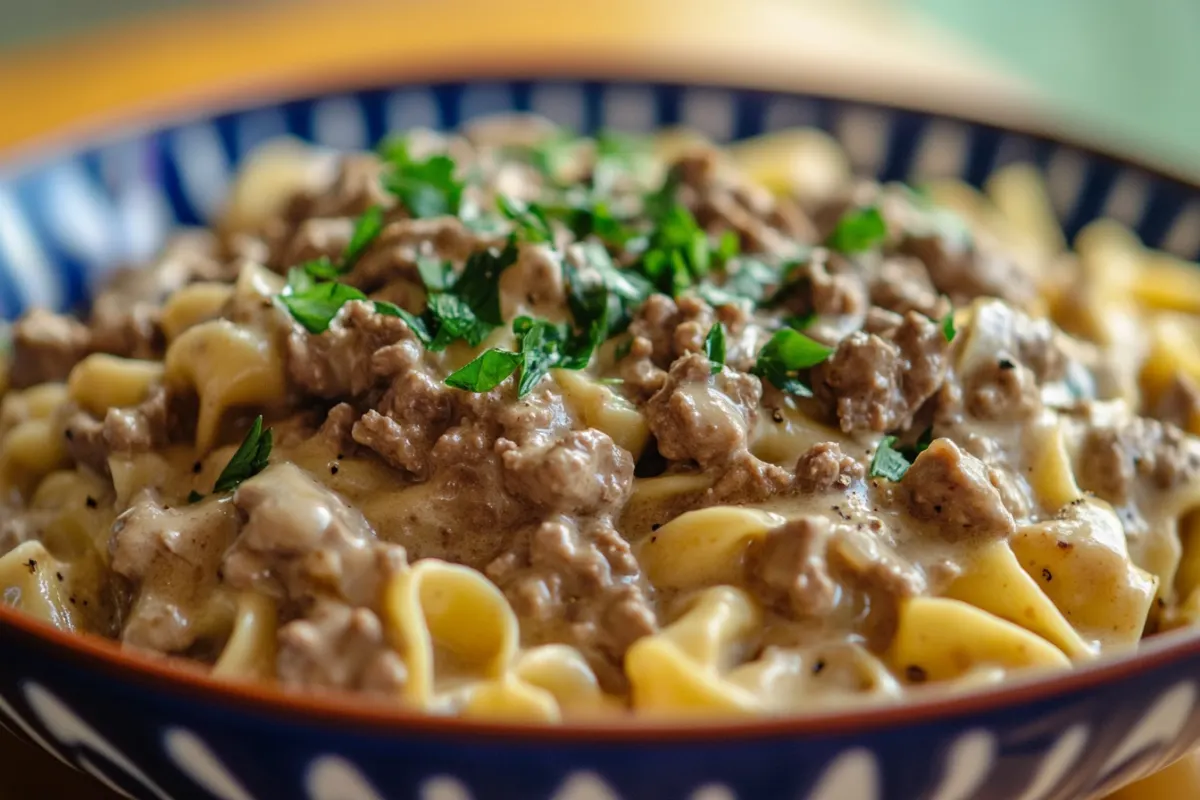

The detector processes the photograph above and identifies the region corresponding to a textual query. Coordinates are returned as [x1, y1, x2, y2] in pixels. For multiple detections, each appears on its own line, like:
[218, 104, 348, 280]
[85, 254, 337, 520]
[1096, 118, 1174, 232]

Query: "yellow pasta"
[726, 128, 851, 203]
[384, 559, 518, 709]
[161, 282, 236, 341]
[212, 592, 278, 682]
[0, 541, 76, 631]
[555, 368, 649, 458]
[164, 320, 287, 452]
[888, 597, 1070, 682]
[66, 355, 163, 418]
[639, 506, 785, 589]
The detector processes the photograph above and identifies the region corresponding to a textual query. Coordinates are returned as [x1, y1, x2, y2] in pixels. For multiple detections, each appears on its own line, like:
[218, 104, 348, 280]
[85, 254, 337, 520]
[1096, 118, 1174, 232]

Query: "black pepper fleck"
[650, 536, 658, 544]
[933, 504, 943, 513]
[85, 495, 97, 509]
[998, 358, 1015, 370]
[771, 409, 784, 423]
[330, 464, 340, 475]
[68, 596, 77, 605]
[24, 559, 36, 574]
[1041, 568, 1053, 582]
[64, 429, 74, 441]
[812, 659, 826, 674]
[1056, 541, 1073, 550]
[55, 572, 63, 582]
[192, 461, 203, 474]
[651, 523, 661, 531]
[336, 453, 345, 460]
[906, 665, 928, 683]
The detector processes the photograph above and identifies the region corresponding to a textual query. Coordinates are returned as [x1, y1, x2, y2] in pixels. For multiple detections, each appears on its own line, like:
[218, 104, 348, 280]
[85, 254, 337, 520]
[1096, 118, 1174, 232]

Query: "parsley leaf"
[786, 311, 817, 331]
[343, 205, 384, 270]
[637, 195, 713, 296]
[705, 323, 726, 374]
[444, 348, 522, 392]
[374, 300, 432, 345]
[572, 242, 652, 337]
[212, 415, 273, 493]
[869, 435, 911, 481]
[826, 206, 888, 254]
[498, 196, 555, 244]
[528, 130, 579, 182]
[751, 328, 835, 396]
[187, 490, 205, 504]
[300, 256, 341, 281]
[513, 318, 562, 397]
[416, 256, 453, 292]
[379, 137, 464, 218]
[279, 278, 369, 334]
[455, 239, 519, 326]
[426, 292, 491, 350]
[901, 427, 934, 461]
[941, 309, 956, 342]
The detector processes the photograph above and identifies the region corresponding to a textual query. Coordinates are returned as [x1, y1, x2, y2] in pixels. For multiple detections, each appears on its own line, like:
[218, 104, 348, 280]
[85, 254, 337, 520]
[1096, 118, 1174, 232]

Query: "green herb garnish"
[826, 206, 888, 254]
[941, 309, 956, 342]
[187, 490, 204, 504]
[785, 311, 817, 331]
[379, 137, 464, 218]
[279, 275, 371, 334]
[444, 348, 522, 393]
[183, 415, 274, 504]
[751, 328, 835, 396]
[869, 435, 911, 481]
[705, 323, 726, 374]
[498, 196, 555, 244]
[342, 205, 384, 270]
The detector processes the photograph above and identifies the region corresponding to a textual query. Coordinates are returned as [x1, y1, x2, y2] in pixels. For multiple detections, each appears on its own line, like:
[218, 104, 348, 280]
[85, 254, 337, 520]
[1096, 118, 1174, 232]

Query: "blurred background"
[0, 1, 1197, 798]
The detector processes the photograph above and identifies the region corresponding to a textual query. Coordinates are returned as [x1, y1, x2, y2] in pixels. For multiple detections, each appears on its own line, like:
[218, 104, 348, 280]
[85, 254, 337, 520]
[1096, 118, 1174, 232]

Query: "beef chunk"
[9, 310, 90, 389]
[813, 311, 949, 433]
[645, 353, 761, 468]
[1077, 417, 1200, 507]
[498, 428, 634, 516]
[900, 229, 1037, 310]
[488, 517, 655, 691]
[900, 438, 1015, 540]
[63, 387, 173, 475]
[224, 463, 405, 608]
[744, 517, 838, 619]
[277, 599, 407, 696]
[795, 442, 865, 493]
[285, 300, 416, 398]
[110, 491, 240, 653]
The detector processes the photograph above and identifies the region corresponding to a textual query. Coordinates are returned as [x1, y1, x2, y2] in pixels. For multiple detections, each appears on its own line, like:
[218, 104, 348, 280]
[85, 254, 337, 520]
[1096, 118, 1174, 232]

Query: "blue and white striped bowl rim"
[0, 79, 1197, 323]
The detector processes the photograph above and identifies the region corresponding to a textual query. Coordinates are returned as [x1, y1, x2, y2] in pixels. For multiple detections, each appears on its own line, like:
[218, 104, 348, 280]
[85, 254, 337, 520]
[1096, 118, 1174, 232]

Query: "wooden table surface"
[0, 2, 1196, 798]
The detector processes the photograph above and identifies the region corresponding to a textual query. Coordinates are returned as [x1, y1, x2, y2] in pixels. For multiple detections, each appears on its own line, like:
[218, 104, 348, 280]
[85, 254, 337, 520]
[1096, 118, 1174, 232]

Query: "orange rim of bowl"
[3, 0, 1200, 742]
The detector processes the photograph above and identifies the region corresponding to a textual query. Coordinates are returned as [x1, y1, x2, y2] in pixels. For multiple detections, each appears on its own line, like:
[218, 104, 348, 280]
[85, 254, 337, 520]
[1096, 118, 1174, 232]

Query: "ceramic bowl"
[2, 78, 1200, 800]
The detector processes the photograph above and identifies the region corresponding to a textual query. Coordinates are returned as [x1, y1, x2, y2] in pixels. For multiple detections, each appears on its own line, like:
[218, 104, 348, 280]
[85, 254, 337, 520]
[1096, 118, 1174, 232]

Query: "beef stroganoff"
[2, 117, 1199, 721]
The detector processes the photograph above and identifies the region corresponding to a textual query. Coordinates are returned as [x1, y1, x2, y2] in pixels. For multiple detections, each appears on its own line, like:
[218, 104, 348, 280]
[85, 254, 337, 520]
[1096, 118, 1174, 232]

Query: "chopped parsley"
[785, 311, 817, 331]
[378, 137, 464, 218]
[342, 205, 385, 270]
[869, 428, 935, 481]
[826, 206, 887, 254]
[444, 348, 522, 393]
[190, 416, 273, 502]
[513, 317, 566, 397]
[279, 272, 372, 334]
[941, 309, 956, 342]
[704, 322, 726, 374]
[869, 436, 911, 481]
[527, 130, 580, 183]
[498, 196, 555, 244]
[698, 257, 780, 306]
[570, 242, 653, 337]
[751, 328, 834, 396]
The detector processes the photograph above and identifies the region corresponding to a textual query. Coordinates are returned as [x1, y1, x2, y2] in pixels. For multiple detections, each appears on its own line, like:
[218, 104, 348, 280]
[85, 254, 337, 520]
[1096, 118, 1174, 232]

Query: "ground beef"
[701, 450, 794, 507]
[224, 463, 405, 609]
[777, 253, 867, 321]
[618, 335, 668, 402]
[498, 428, 633, 515]
[1153, 375, 1200, 432]
[276, 599, 407, 696]
[286, 300, 417, 398]
[487, 516, 655, 691]
[626, 294, 717, 370]
[276, 217, 353, 269]
[672, 150, 816, 255]
[1076, 416, 1200, 507]
[900, 230, 1037, 310]
[795, 442, 865, 493]
[645, 353, 761, 467]
[110, 491, 241, 653]
[62, 387, 174, 475]
[283, 154, 390, 224]
[353, 368, 455, 478]
[9, 310, 91, 389]
[961, 302, 1067, 421]
[346, 217, 502, 295]
[899, 438, 1016, 541]
[827, 525, 926, 649]
[869, 257, 949, 319]
[744, 517, 838, 619]
[813, 311, 949, 433]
